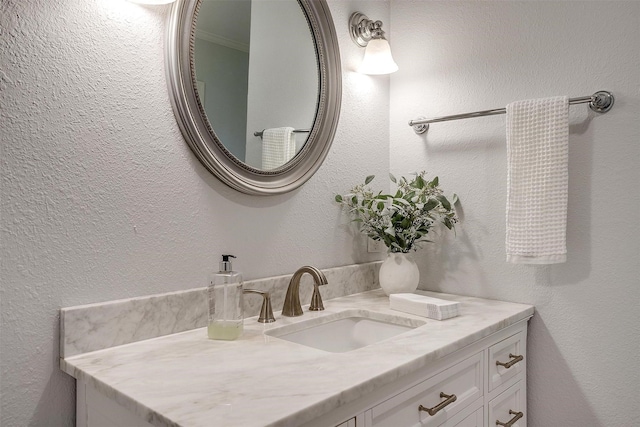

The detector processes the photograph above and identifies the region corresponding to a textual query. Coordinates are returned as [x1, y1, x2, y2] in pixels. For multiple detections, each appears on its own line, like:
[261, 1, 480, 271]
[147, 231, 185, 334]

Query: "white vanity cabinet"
[316, 320, 529, 427]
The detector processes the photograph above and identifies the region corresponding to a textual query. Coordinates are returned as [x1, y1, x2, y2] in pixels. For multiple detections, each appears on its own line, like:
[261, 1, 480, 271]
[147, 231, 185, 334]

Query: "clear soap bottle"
[208, 254, 243, 340]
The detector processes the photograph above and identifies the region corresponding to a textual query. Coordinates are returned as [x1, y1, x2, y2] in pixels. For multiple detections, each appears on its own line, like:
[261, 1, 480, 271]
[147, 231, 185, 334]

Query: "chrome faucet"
[243, 289, 276, 323]
[282, 266, 328, 317]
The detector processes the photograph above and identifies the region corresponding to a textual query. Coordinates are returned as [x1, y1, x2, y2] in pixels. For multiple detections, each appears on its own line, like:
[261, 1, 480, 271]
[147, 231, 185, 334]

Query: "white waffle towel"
[389, 293, 460, 320]
[506, 96, 569, 264]
[261, 127, 296, 170]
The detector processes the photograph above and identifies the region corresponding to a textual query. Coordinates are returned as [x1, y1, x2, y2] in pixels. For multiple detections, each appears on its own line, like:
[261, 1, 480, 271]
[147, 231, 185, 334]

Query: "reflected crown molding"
[195, 29, 250, 53]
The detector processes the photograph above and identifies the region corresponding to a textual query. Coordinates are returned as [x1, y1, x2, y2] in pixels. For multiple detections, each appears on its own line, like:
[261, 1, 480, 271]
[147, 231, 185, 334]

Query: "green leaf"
[365, 175, 375, 185]
[423, 199, 438, 211]
[389, 173, 397, 183]
[415, 175, 425, 189]
[335, 194, 343, 203]
[443, 217, 453, 229]
[437, 195, 451, 211]
[431, 176, 439, 187]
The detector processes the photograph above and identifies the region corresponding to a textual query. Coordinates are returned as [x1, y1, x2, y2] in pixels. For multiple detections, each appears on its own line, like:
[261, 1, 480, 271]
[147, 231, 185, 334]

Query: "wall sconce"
[349, 12, 398, 75]
[126, 0, 176, 5]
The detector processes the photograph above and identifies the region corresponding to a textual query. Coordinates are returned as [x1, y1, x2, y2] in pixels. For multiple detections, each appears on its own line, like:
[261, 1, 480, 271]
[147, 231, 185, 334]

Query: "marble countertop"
[61, 290, 534, 427]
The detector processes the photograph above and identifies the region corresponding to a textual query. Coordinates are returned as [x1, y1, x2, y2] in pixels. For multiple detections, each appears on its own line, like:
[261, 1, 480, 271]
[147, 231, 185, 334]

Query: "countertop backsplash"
[60, 262, 381, 358]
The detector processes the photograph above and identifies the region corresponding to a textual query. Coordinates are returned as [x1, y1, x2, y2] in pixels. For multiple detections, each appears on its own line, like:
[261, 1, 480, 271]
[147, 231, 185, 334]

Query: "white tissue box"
[389, 293, 460, 320]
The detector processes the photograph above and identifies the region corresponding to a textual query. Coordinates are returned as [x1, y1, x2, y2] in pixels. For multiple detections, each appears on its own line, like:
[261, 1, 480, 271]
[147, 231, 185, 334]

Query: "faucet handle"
[243, 289, 276, 323]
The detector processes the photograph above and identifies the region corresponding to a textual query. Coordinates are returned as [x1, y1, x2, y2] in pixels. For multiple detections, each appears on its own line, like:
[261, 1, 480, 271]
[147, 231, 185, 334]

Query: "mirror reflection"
[193, 0, 319, 170]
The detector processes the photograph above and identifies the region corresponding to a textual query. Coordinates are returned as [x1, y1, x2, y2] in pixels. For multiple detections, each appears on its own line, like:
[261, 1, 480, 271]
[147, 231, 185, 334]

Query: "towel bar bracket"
[412, 117, 428, 134]
[409, 90, 614, 134]
[589, 90, 614, 113]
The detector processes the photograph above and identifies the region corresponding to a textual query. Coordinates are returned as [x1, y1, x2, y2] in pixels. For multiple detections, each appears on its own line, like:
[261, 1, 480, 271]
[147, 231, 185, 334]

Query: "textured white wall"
[7, 1, 637, 425]
[0, 0, 390, 425]
[390, 1, 639, 426]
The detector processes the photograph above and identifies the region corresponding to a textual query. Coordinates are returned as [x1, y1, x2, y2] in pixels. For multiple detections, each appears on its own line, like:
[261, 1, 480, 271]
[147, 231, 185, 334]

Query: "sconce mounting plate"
[350, 12, 378, 47]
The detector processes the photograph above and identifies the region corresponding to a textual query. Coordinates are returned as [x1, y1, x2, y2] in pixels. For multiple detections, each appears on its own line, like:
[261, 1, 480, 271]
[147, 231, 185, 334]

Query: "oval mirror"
[166, 0, 342, 195]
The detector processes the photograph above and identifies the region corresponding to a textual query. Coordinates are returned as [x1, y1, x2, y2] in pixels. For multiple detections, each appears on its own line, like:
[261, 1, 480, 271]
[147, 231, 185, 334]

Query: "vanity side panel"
[76, 381, 87, 427]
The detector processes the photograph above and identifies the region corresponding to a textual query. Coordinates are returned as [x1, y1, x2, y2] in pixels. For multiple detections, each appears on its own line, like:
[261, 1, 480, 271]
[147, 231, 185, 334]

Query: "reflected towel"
[261, 127, 296, 170]
[506, 96, 569, 264]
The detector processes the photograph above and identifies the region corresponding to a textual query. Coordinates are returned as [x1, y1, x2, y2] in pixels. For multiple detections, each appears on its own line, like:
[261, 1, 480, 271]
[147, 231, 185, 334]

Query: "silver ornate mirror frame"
[166, 0, 342, 195]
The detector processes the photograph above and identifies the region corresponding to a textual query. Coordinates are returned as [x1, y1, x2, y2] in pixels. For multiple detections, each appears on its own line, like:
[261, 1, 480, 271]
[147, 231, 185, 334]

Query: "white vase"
[378, 253, 420, 296]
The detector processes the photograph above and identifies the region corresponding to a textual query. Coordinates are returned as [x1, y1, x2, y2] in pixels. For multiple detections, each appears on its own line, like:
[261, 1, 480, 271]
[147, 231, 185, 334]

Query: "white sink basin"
[266, 310, 426, 353]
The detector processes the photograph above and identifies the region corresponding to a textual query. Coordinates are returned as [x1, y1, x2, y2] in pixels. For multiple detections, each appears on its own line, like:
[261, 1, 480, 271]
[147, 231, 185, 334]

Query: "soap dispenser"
[208, 255, 244, 340]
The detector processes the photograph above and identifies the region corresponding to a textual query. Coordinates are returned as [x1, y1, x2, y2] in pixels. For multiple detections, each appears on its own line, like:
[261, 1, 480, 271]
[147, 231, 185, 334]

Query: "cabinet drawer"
[489, 332, 525, 391]
[442, 406, 483, 427]
[489, 381, 526, 427]
[367, 352, 483, 427]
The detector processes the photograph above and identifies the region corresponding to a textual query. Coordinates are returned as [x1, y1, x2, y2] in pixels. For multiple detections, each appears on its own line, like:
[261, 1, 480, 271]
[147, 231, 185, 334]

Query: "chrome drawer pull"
[496, 353, 523, 369]
[418, 392, 457, 416]
[496, 410, 523, 427]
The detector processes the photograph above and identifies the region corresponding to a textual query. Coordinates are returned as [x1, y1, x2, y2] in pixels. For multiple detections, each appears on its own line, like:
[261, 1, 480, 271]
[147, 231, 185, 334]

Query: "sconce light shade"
[127, 0, 176, 4]
[359, 39, 398, 75]
[349, 12, 398, 75]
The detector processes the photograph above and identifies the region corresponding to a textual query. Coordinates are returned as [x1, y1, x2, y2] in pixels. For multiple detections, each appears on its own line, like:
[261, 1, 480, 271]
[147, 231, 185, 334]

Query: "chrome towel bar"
[408, 90, 614, 134]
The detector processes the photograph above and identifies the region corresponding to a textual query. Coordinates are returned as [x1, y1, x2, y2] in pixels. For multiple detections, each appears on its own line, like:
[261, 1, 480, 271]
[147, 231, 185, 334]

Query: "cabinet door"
[336, 418, 356, 427]
[367, 352, 483, 427]
[489, 381, 526, 427]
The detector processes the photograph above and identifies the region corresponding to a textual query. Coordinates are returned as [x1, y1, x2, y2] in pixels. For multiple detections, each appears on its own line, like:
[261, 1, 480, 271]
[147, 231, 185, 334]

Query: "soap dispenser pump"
[208, 254, 244, 340]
